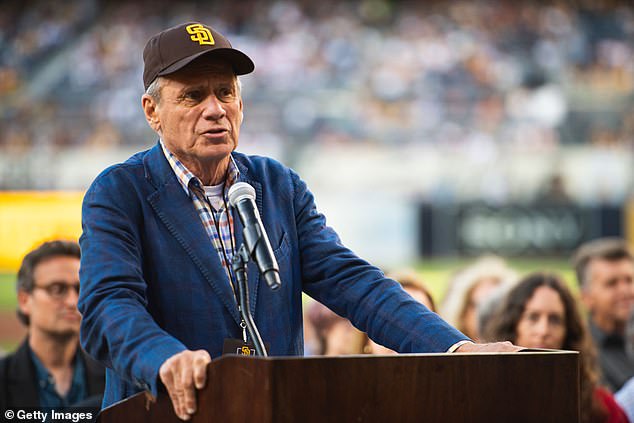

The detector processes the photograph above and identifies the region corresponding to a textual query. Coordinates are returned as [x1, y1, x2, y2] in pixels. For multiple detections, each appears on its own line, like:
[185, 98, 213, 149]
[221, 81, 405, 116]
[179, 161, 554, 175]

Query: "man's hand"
[159, 349, 212, 421]
[455, 341, 522, 353]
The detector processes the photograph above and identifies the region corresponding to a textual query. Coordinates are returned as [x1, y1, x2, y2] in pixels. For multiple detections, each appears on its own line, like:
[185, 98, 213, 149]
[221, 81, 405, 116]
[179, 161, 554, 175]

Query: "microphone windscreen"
[228, 182, 256, 207]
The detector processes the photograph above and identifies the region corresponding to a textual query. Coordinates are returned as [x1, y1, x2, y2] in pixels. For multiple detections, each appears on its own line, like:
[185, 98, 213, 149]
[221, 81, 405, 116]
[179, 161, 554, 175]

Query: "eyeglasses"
[33, 282, 80, 300]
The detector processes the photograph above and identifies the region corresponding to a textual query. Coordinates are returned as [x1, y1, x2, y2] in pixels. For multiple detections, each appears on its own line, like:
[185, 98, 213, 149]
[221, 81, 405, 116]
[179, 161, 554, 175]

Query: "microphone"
[228, 182, 281, 290]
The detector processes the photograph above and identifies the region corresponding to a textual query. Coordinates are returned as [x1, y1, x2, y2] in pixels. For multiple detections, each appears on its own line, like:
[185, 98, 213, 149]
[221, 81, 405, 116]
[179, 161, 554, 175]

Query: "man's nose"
[202, 95, 226, 120]
[65, 285, 80, 306]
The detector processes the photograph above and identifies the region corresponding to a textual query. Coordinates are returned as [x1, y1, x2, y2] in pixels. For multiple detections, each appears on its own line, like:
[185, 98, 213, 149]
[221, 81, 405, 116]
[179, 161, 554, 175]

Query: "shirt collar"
[30, 346, 84, 393]
[589, 318, 624, 346]
[30, 348, 55, 390]
[160, 140, 240, 197]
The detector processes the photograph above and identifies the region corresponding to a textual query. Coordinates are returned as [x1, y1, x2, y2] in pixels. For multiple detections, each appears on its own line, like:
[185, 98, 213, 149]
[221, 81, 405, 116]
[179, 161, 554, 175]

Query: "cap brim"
[158, 48, 255, 77]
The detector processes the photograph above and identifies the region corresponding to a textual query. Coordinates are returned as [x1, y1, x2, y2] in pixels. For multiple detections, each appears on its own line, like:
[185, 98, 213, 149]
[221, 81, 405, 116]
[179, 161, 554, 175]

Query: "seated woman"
[484, 272, 628, 423]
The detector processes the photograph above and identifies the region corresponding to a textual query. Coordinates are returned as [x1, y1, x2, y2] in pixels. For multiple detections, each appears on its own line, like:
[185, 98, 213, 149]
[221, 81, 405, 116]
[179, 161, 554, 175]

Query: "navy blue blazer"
[78, 142, 467, 408]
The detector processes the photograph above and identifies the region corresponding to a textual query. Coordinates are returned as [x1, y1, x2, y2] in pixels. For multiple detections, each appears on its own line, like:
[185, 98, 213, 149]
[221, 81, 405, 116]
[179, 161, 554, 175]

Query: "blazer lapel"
[144, 144, 241, 325]
[8, 339, 40, 407]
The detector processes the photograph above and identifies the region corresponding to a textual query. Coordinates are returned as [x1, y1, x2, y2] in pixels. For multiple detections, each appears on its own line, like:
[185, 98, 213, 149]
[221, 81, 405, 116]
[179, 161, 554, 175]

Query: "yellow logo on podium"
[241, 346, 251, 356]
[186, 24, 215, 45]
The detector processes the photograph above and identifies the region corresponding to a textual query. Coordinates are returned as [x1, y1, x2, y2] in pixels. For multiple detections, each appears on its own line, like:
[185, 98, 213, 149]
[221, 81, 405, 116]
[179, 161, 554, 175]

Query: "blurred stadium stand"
[1, 0, 633, 264]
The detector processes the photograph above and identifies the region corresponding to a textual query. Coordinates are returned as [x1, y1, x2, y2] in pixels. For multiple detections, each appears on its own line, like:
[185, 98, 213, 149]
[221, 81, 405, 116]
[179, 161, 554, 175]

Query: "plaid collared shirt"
[161, 141, 239, 285]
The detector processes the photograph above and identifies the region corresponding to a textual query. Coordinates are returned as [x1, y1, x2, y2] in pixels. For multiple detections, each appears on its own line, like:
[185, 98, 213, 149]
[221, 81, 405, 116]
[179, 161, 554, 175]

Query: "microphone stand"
[232, 244, 268, 357]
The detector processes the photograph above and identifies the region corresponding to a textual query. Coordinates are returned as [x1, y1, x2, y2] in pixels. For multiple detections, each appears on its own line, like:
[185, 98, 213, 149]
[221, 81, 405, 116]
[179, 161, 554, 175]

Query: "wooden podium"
[98, 351, 579, 423]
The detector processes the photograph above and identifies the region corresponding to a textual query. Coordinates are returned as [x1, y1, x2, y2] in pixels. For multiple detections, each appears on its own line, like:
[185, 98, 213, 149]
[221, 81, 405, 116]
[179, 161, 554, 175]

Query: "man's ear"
[142, 94, 161, 133]
[17, 290, 31, 318]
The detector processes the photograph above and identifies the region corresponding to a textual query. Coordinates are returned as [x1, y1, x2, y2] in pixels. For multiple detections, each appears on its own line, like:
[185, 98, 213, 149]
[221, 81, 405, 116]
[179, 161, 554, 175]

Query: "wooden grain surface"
[98, 351, 579, 423]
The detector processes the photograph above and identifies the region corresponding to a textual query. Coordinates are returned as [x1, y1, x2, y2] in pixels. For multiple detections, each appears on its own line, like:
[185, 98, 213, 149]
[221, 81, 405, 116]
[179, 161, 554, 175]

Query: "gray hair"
[572, 238, 633, 290]
[145, 76, 164, 103]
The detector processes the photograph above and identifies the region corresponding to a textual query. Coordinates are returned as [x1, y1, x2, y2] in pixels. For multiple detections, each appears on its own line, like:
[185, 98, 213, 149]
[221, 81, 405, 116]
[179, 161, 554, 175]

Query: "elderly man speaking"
[78, 22, 517, 421]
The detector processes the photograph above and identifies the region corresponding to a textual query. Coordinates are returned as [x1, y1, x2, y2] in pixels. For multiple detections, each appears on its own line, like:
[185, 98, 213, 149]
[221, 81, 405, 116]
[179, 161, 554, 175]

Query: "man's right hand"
[159, 349, 212, 421]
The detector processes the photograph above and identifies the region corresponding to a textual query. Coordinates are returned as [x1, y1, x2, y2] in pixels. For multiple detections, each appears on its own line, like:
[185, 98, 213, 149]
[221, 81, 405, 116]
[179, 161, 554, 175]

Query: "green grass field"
[0, 257, 577, 311]
[0, 273, 21, 351]
[0, 273, 16, 309]
[414, 257, 577, 301]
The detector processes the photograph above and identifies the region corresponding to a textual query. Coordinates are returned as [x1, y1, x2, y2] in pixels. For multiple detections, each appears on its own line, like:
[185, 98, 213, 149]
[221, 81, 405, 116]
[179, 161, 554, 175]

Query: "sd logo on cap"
[186, 23, 215, 46]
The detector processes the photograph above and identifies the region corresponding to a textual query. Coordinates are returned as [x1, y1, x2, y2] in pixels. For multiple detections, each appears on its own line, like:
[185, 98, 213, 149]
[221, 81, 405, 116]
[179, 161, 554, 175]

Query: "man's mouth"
[203, 128, 228, 136]
[62, 313, 81, 321]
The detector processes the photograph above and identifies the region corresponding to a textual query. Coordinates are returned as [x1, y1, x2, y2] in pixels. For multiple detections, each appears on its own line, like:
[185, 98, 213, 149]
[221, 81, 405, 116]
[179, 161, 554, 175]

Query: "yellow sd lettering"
[186, 24, 215, 45]
[241, 346, 251, 356]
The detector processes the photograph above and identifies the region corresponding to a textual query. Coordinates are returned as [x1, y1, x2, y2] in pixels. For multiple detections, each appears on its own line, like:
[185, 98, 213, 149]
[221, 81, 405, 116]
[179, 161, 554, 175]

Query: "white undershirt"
[203, 183, 225, 211]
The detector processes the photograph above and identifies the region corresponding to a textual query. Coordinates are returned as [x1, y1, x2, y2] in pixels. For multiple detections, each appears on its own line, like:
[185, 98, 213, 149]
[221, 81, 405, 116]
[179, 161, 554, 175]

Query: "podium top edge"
[212, 350, 578, 363]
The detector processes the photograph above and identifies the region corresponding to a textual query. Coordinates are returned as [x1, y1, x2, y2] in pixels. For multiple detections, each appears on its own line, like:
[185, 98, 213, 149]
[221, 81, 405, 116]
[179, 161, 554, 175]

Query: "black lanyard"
[202, 188, 248, 343]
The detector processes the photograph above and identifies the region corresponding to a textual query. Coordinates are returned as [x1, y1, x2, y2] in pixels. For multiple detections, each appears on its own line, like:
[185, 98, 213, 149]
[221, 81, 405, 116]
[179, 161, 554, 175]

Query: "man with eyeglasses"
[0, 240, 105, 411]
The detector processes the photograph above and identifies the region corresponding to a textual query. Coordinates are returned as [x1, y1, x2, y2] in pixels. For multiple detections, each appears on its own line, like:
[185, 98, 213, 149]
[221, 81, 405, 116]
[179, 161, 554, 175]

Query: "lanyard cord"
[205, 188, 248, 342]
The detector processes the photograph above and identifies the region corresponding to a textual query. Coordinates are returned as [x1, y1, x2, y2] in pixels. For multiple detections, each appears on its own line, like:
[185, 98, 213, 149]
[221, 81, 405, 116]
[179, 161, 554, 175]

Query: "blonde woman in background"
[441, 256, 519, 341]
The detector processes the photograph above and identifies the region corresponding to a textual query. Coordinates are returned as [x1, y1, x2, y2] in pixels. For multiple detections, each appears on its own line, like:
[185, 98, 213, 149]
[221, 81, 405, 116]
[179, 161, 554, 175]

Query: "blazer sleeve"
[78, 166, 186, 397]
[290, 170, 469, 353]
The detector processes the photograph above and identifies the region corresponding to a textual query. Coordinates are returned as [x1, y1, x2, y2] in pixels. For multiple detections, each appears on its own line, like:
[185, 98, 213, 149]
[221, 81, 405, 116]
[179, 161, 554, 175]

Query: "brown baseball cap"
[142, 22, 255, 90]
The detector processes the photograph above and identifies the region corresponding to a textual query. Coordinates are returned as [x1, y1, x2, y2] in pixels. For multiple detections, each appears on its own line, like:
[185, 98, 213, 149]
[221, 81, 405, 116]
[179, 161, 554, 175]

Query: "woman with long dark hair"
[484, 273, 628, 423]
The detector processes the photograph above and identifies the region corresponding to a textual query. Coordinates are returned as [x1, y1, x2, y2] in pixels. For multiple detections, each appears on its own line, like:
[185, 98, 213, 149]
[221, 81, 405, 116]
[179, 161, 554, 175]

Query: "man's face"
[18, 256, 81, 338]
[143, 58, 243, 170]
[582, 258, 634, 331]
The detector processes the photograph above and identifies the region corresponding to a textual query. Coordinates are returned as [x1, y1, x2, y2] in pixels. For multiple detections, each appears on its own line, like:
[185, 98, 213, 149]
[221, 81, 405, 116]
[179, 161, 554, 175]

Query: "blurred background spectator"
[573, 238, 634, 392]
[483, 273, 628, 423]
[440, 255, 519, 341]
[304, 300, 365, 356]
[0, 240, 104, 410]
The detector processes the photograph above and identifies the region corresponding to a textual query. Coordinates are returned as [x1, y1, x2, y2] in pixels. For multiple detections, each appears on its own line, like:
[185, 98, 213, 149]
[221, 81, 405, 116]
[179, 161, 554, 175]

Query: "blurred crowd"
[305, 237, 634, 423]
[1, 0, 633, 192]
